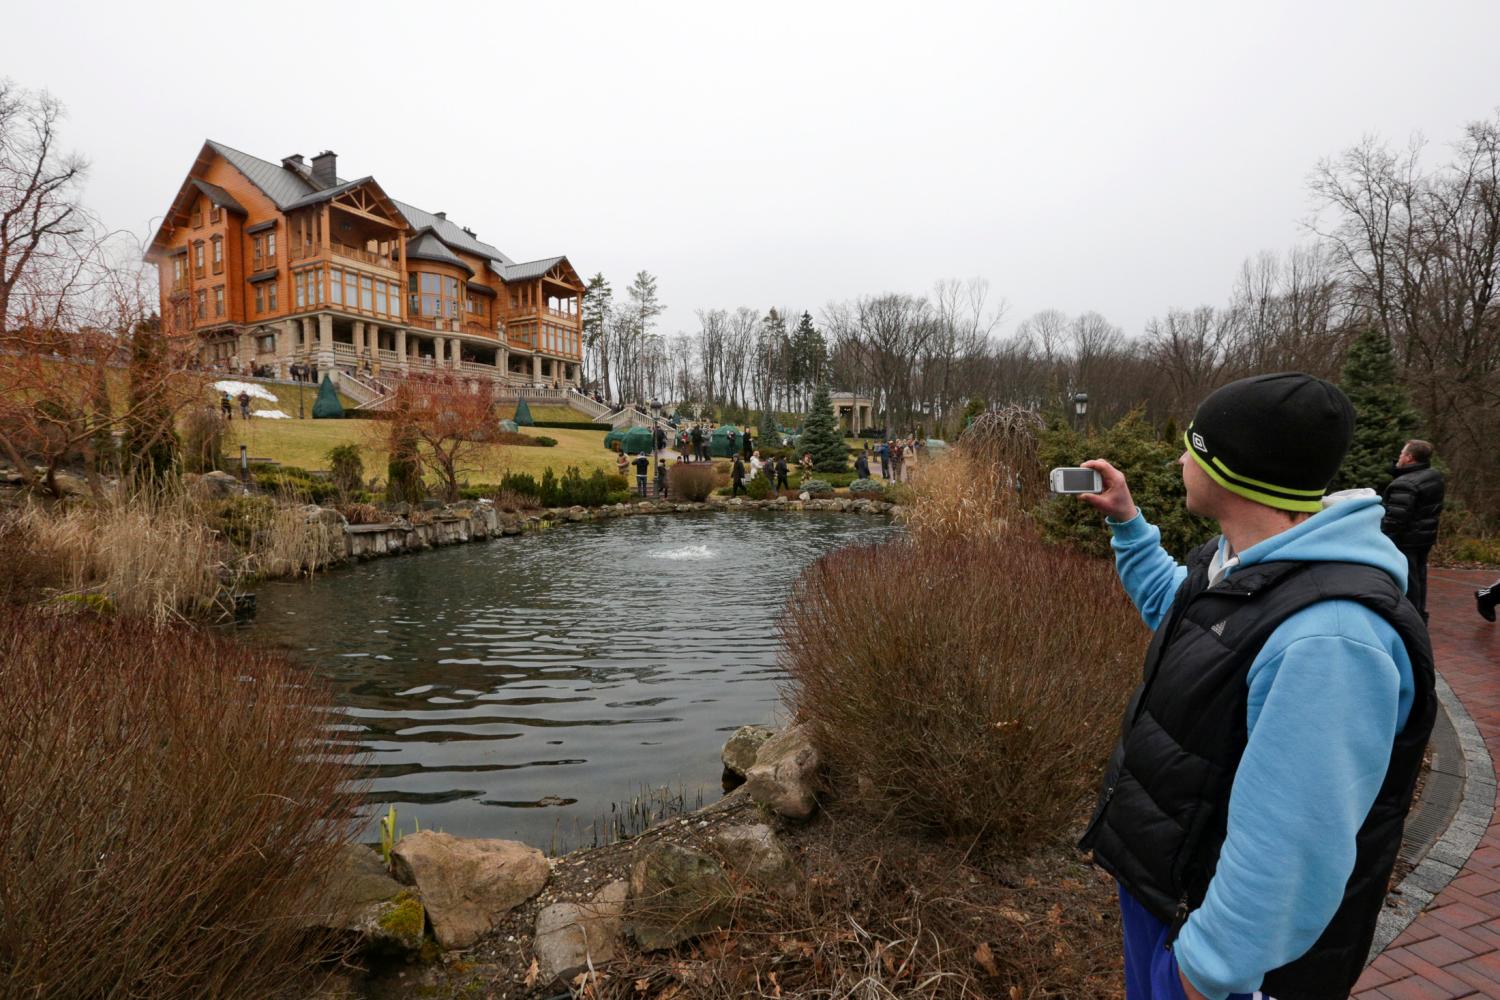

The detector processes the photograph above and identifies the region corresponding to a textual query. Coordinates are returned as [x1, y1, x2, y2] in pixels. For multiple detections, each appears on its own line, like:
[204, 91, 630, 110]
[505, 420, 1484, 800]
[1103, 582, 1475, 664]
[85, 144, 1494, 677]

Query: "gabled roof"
[492, 256, 583, 287]
[206, 140, 318, 209]
[282, 176, 376, 211]
[394, 200, 512, 265]
[189, 179, 246, 214]
[405, 229, 474, 275]
[493, 256, 575, 283]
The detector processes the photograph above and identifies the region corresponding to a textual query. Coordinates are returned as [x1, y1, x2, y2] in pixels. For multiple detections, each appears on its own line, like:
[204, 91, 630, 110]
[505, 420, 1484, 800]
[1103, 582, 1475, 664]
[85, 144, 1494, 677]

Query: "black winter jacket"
[1380, 463, 1444, 550]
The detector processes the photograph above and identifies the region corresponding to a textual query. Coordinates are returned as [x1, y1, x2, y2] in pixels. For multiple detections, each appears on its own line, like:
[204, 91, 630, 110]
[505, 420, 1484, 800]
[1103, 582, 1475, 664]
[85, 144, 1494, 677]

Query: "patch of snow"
[211, 380, 278, 402]
[253, 409, 291, 420]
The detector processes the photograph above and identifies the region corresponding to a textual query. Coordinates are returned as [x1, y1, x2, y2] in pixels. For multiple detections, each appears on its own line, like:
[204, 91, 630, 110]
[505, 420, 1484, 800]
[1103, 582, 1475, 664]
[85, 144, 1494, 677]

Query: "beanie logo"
[1191, 431, 1206, 452]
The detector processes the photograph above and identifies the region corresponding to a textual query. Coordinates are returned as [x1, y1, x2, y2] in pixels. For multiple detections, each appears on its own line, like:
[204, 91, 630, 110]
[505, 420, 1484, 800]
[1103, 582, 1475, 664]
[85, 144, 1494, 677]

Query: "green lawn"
[206, 377, 358, 416]
[225, 417, 617, 484]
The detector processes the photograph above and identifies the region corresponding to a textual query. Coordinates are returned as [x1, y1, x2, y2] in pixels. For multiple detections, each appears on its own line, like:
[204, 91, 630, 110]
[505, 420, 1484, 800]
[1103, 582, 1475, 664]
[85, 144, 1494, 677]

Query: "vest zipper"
[1165, 894, 1191, 951]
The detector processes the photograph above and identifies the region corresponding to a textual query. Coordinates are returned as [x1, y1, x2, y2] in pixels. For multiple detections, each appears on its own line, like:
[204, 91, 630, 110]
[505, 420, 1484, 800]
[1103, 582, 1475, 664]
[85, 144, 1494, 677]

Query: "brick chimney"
[311, 150, 337, 188]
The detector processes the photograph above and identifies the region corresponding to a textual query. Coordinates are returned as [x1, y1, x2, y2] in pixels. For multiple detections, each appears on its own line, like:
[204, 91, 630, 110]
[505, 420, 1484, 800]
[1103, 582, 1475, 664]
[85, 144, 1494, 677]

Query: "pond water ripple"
[245, 511, 895, 847]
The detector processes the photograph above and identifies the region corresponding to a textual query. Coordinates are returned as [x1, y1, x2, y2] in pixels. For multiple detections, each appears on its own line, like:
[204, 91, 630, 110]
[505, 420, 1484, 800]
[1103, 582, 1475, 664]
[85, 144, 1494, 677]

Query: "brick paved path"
[1354, 567, 1500, 999]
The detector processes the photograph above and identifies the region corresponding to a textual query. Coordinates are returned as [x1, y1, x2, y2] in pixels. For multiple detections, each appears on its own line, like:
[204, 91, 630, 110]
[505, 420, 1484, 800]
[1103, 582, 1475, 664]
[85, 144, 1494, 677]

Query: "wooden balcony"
[331, 241, 398, 273]
[289, 242, 321, 263]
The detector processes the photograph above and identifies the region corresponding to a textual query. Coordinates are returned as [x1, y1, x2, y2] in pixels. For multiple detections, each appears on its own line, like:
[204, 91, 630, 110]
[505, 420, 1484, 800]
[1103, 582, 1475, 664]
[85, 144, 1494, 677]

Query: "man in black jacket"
[1380, 439, 1445, 621]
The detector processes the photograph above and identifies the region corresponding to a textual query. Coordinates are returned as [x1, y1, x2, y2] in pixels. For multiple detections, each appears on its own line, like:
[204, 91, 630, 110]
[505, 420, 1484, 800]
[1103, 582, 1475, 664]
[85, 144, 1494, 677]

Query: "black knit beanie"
[1183, 372, 1355, 513]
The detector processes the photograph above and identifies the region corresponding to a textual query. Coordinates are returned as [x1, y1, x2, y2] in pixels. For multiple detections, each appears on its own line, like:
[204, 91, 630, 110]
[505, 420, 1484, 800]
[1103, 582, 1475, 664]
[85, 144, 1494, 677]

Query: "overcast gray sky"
[5, 0, 1498, 339]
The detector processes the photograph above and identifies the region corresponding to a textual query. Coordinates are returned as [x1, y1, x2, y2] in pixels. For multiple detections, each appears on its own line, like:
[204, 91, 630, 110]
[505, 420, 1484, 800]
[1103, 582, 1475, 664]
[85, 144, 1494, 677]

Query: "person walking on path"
[655, 456, 668, 498]
[237, 390, 251, 420]
[220, 392, 232, 421]
[742, 427, 754, 461]
[1380, 439, 1445, 622]
[775, 456, 789, 492]
[855, 449, 870, 479]
[1074, 372, 1434, 1000]
[877, 440, 891, 479]
[690, 425, 704, 462]
[731, 455, 746, 497]
[616, 449, 629, 482]
[901, 439, 917, 482]
[749, 451, 763, 481]
[654, 425, 666, 454]
[633, 453, 649, 497]
[889, 442, 903, 483]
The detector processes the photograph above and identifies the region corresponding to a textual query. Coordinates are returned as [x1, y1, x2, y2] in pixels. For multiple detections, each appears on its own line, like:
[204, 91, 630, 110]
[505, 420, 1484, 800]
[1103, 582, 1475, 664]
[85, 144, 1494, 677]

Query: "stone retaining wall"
[335, 495, 897, 564]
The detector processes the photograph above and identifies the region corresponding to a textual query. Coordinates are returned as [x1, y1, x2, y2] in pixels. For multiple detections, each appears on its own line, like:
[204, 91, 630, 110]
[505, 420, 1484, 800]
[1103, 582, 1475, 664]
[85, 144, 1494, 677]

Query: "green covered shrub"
[800, 479, 834, 498]
[848, 478, 884, 496]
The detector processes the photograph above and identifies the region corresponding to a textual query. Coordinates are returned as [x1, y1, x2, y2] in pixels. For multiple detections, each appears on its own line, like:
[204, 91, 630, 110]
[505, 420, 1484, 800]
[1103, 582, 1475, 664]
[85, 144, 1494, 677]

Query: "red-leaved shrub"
[0, 608, 364, 998]
[781, 532, 1146, 854]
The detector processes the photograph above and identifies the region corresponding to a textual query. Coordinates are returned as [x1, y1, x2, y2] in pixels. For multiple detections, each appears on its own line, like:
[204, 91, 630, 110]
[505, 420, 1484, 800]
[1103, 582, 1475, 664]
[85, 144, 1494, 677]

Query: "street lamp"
[1073, 392, 1088, 432]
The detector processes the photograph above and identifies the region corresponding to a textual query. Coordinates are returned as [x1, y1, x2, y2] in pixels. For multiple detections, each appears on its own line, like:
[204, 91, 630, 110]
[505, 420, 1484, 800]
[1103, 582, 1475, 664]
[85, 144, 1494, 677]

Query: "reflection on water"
[246, 511, 895, 847]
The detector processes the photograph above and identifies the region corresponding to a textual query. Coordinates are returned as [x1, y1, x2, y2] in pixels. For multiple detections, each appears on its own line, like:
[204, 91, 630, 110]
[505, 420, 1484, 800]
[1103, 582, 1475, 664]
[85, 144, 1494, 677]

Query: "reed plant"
[0, 607, 365, 998]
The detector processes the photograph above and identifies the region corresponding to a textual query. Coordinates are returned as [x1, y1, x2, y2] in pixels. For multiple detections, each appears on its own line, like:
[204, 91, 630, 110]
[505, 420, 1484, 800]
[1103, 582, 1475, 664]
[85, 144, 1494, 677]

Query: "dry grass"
[0, 607, 365, 999]
[669, 463, 722, 502]
[7, 486, 227, 623]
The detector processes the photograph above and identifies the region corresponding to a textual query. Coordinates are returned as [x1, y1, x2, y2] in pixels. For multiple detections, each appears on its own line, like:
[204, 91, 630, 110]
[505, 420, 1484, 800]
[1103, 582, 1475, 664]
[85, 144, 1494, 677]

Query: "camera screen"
[1059, 469, 1099, 492]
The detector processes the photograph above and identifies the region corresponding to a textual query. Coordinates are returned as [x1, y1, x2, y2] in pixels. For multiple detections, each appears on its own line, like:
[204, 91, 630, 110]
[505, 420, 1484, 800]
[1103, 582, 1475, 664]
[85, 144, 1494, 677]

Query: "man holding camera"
[1075, 373, 1434, 1000]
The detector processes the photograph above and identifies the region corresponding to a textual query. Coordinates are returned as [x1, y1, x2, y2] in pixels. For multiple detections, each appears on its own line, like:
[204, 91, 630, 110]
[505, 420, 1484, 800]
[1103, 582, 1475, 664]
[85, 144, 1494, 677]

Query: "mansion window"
[192, 205, 203, 228]
[211, 236, 223, 274]
[195, 289, 206, 320]
[193, 242, 205, 278]
[411, 272, 460, 318]
[210, 205, 222, 224]
[294, 268, 324, 309]
[253, 231, 278, 271]
[213, 286, 224, 317]
[256, 333, 276, 353]
[171, 256, 187, 290]
[266, 281, 278, 311]
[466, 295, 486, 317]
[330, 267, 400, 319]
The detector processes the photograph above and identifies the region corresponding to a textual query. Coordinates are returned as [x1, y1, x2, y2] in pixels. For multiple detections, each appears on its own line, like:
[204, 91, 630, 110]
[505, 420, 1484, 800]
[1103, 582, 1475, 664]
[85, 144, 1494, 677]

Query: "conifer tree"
[312, 374, 344, 419]
[1334, 328, 1419, 492]
[124, 319, 177, 478]
[514, 398, 535, 426]
[801, 382, 848, 472]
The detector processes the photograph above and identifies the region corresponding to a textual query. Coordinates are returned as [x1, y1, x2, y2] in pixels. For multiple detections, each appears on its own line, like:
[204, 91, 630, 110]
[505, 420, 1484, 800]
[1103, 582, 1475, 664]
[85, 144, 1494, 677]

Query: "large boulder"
[720, 725, 774, 779]
[744, 724, 821, 820]
[627, 843, 733, 951]
[391, 832, 548, 949]
[307, 844, 425, 956]
[533, 879, 628, 983]
[711, 823, 802, 898]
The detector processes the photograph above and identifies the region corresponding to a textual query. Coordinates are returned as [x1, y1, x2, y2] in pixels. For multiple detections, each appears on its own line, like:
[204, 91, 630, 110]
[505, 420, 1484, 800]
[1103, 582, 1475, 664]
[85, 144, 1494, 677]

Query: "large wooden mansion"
[146, 141, 585, 388]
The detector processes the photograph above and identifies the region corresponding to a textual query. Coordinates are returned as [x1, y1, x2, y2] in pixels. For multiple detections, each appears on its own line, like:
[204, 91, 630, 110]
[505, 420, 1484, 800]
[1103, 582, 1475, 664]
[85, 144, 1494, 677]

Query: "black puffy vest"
[1079, 540, 1434, 1000]
[1381, 463, 1445, 551]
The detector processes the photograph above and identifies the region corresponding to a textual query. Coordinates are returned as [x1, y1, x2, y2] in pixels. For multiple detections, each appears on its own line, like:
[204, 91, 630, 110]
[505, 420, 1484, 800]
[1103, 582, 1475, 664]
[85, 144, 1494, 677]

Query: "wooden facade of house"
[145, 141, 585, 387]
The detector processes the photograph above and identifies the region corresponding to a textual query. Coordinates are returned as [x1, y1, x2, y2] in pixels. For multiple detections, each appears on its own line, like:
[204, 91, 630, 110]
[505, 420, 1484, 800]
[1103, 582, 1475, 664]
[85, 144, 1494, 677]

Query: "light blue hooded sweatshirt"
[1106, 490, 1416, 1000]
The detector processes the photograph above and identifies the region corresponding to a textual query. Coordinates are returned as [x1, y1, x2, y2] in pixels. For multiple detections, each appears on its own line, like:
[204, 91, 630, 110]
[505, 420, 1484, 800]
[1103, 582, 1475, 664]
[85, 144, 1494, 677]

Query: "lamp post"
[1073, 392, 1089, 433]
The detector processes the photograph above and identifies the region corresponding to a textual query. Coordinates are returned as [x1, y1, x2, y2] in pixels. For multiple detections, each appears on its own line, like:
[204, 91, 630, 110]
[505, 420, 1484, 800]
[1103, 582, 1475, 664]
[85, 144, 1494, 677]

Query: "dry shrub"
[9, 487, 227, 623]
[335, 501, 384, 525]
[492, 487, 541, 512]
[669, 462, 721, 502]
[0, 607, 364, 998]
[782, 532, 1145, 853]
[901, 448, 1017, 544]
[250, 502, 346, 578]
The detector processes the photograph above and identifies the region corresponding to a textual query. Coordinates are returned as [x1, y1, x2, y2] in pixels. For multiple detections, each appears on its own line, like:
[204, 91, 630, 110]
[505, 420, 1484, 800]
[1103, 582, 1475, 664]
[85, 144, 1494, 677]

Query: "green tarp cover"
[709, 424, 742, 458]
[621, 426, 655, 454]
[603, 429, 627, 452]
[311, 374, 344, 419]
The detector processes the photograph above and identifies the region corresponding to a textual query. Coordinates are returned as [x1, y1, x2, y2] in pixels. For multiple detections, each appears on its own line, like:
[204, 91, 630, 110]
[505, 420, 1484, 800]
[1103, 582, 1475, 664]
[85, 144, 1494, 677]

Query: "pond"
[246, 510, 896, 849]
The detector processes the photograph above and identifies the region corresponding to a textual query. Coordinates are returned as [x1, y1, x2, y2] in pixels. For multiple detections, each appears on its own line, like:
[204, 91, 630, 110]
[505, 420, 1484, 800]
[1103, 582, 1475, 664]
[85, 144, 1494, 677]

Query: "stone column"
[532, 354, 542, 384]
[317, 312, 333, 373]
[433, 336, 444, 367]
[238, 328, 256, 371]
[851, 403, 861, 436]
[278, 319, 297, 378]
[299, 316, 314, 353]
[395, 327, 407, 370]
[352, 321, 365, 357]
[449, 337, 462, 369]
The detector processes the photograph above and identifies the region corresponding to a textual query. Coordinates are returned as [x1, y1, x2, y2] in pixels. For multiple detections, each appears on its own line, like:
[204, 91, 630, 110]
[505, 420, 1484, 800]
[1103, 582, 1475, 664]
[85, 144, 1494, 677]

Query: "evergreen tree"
[124, 318, 177, 478]
[788, 312, 827, 406]
[582, 273, 612, 397]
[312, 374, 344, 419]
[758, 405, 778, 446]
[385, 417, 424, 504]
[514, 398, 535, 426]
[801, 382, 848, 473]
[1334, 328, 1419, 492]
